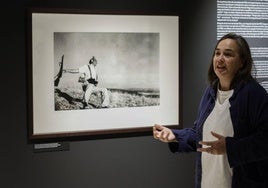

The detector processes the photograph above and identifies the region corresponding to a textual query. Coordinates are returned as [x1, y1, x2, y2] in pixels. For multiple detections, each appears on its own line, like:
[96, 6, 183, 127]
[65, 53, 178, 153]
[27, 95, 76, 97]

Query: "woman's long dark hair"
[208, 33, 254, 88]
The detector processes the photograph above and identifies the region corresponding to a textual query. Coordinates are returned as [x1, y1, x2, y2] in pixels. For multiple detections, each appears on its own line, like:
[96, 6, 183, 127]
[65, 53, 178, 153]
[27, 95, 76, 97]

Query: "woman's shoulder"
[246, 79, 266, 91]
[242, 79, 267, 98]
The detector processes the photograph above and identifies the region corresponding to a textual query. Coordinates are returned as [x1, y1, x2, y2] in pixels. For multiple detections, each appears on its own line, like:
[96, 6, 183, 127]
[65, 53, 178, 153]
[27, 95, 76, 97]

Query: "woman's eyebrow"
[215, 48, 235, 53]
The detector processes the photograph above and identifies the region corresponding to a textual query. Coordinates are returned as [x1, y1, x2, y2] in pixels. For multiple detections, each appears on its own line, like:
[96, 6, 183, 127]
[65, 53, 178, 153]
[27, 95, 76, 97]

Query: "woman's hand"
[153, 124, 177, 143]
[197, 131, 226, 155]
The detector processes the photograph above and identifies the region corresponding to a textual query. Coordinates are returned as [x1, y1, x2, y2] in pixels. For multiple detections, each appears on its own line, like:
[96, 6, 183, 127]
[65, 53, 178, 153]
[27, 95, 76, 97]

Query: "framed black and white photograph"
[27, 8, 181, 141]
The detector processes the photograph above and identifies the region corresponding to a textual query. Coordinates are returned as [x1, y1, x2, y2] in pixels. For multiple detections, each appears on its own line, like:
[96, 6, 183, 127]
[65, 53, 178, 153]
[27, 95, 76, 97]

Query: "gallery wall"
[1, 0, 216, 187]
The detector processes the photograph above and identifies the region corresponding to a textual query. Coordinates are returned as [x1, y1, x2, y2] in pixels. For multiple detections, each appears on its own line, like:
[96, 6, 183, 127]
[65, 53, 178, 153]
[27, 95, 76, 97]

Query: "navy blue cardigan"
[170, 79, 268, 188]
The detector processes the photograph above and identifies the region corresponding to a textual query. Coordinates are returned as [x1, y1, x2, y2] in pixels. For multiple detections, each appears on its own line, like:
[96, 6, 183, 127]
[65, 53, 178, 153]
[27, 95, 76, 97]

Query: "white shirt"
[79, 64, 97, 80]
[201, 89, 234, 188]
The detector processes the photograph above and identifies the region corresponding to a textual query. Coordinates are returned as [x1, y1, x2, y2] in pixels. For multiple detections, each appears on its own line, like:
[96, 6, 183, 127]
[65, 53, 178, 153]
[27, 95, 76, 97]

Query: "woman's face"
[213, 38, 243, 88]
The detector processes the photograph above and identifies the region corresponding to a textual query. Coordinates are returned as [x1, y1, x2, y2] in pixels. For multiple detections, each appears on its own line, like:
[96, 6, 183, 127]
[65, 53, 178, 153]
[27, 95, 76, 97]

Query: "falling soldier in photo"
[63, 56, 110, 109]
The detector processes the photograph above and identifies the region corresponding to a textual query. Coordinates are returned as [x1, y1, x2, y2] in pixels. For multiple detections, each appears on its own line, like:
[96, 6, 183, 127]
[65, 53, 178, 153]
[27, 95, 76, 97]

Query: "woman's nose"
[217, 54, 224, 63]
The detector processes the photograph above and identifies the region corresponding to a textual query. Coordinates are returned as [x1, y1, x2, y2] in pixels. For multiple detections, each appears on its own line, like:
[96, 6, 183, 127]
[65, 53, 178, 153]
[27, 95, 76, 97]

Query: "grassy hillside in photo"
[55, 87, 160, 111]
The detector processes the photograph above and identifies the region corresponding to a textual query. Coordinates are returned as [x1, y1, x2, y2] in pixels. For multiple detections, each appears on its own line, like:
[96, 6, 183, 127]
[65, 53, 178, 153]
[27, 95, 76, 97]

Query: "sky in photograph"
[54, 32, 159, 89]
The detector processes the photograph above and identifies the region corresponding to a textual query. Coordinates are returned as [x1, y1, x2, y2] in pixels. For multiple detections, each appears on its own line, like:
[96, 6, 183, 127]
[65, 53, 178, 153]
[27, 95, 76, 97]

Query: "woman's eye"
[215, 52, 221, 56]
[224, 53, 232, 57]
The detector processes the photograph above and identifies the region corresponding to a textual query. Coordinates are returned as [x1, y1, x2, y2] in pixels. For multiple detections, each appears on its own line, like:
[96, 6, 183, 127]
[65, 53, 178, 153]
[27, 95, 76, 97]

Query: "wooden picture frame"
[27, 8, 181, 142]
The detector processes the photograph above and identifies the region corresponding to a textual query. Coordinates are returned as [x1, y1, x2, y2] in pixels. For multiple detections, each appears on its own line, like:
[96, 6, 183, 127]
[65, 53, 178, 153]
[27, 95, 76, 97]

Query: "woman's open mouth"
[216, 65, 226, 73]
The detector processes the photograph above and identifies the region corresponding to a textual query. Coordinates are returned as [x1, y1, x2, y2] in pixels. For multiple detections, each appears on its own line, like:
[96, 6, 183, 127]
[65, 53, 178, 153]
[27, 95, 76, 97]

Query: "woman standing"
[153, 33, 268, 188]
